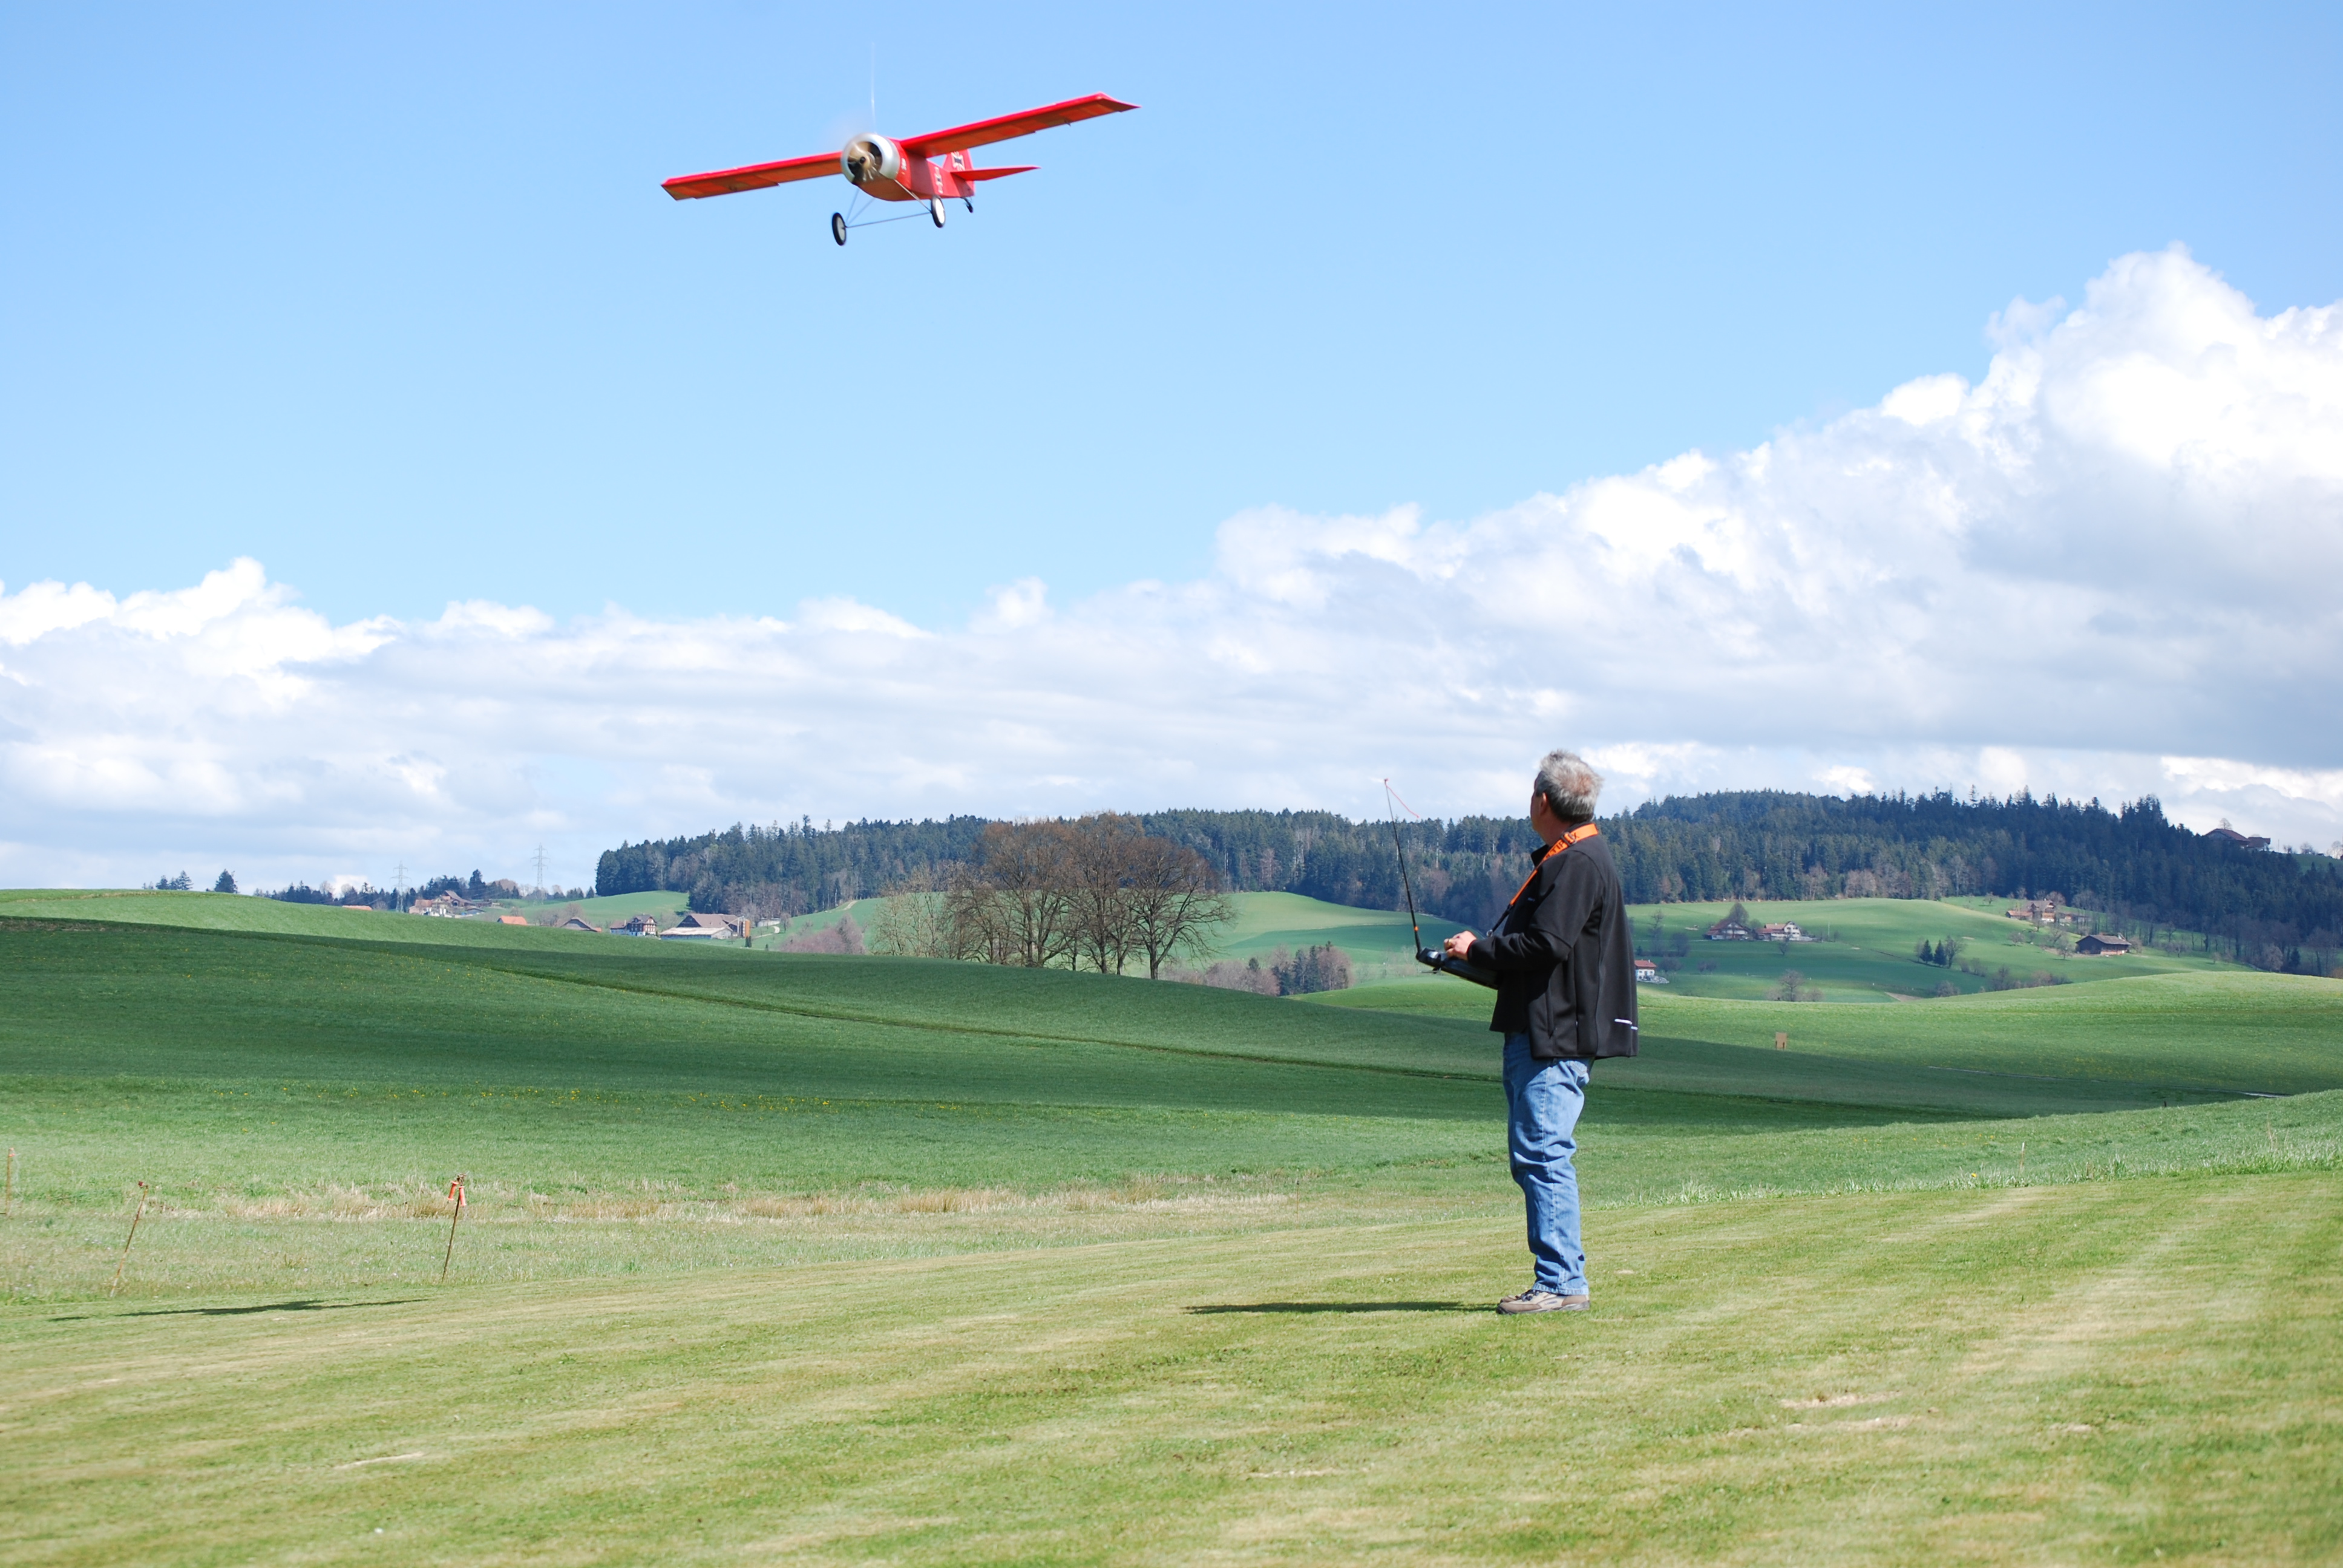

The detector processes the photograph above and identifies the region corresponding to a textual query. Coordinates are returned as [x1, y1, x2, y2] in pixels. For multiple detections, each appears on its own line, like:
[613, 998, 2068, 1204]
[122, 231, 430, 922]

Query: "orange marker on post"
[441, 1175, 467, 1283]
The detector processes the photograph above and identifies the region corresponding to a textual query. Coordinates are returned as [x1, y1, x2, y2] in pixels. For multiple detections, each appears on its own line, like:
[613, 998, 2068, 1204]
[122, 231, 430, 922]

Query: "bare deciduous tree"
[1124, 834, 1233, 979]
[867, 868, 954, 958]
[1067, 813, 1147, 974]
[948, 820, 1082, 969]
[928, 816, 1231, 976]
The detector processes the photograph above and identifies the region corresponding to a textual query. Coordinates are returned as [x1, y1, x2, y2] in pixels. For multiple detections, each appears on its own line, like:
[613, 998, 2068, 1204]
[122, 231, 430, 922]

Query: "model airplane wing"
[897, 93, 1136, 157]
[663, 150, 839, 201]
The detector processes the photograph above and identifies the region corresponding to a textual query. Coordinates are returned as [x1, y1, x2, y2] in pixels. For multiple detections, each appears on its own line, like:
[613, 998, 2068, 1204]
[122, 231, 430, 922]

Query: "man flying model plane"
[1434, 750, 1638, 1314]
[662, 92, 1137, 243]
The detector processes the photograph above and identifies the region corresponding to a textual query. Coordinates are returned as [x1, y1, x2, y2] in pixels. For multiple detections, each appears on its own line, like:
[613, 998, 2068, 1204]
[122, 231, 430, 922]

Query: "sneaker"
[1497, 1287, 1590, 1315]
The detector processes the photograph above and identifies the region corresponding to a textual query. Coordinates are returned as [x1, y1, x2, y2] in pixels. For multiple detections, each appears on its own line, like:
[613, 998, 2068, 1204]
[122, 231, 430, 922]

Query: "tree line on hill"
[595, 811, 1527, 926]
[256, 871, 591, 910]
[598, 790, 2343, 973]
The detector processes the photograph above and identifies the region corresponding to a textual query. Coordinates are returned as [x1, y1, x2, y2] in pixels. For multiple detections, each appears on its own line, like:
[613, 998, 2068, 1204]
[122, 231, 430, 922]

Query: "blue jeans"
[1504, 1033, 1589, 1296]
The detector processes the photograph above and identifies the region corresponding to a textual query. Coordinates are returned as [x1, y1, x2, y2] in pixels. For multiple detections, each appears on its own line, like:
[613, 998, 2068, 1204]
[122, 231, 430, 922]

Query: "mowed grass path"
[7, 1175, 2335, 1566]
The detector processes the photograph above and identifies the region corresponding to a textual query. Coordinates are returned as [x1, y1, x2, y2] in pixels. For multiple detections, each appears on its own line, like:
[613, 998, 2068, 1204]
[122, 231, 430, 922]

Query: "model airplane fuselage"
[663, 92, 1136, 243]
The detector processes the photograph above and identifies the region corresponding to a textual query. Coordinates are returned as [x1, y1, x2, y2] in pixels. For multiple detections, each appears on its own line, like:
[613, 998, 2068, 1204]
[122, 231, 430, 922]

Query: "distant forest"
[595, 792, 2343, 970]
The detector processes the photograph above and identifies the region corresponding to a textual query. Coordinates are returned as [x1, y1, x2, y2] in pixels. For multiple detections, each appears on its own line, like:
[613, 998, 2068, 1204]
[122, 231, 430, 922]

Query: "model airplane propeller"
[663, 92, 1137, 244]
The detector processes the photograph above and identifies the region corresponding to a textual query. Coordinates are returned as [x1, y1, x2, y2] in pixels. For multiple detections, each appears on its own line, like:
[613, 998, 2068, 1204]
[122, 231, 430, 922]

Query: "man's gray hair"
[1535, 750, 1603, 823]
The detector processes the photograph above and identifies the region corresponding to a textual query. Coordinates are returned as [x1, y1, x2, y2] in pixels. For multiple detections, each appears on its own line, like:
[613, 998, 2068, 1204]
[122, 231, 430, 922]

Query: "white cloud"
[2, 248, 2338, 888]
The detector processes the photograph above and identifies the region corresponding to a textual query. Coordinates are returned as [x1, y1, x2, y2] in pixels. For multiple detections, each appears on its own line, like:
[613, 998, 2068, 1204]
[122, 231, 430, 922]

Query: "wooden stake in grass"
[108, 1181, 149, 1298]
[1774, 1031, 1788, 1051]
[440, 1174, 467, 1283]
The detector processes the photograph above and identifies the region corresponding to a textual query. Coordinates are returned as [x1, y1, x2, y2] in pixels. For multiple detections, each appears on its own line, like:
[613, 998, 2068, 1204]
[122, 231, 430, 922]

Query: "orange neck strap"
[1507, 822, 1599, 907]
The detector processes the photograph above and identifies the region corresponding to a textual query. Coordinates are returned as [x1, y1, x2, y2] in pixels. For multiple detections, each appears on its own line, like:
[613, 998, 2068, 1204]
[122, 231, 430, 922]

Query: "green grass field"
[2, 893, 2338, 1564]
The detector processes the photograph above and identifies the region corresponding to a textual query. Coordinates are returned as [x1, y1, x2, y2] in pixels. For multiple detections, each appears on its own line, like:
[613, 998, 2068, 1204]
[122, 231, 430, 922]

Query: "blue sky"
[3, 2, 2341, 890]
[7, 1, 2335, 627]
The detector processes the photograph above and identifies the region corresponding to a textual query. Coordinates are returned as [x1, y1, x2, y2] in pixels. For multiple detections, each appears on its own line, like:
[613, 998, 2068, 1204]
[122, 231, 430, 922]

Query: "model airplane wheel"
[963, 197, 974, 214]
[830, 212, 847, 246]
[929, 198, 946, 228]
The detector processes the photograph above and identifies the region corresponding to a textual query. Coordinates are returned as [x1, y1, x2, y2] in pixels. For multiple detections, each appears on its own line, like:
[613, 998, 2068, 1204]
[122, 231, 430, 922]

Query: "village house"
[557, 916, 601, 934]
[2203, 826, 2272, 850]
[1757, 922, 1814, 942]
[1633, 958, 1668, 984]
[1706, 920, 1754, 941]
[2076, 933, 2132, 955]
[613, 913, 660, 936]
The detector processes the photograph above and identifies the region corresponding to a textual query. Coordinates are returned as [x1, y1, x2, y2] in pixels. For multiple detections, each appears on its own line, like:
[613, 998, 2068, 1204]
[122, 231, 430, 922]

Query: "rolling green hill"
[1318, 967, 2342, 1100]
[1629, 896, 2238, 1001]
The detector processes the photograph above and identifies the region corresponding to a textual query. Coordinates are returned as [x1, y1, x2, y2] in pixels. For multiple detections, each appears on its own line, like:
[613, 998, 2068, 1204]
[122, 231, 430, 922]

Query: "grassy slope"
[5, 898, 2340, 1562]
[1204, 890, 1462, 979]
[3, 917, 2335, 1243]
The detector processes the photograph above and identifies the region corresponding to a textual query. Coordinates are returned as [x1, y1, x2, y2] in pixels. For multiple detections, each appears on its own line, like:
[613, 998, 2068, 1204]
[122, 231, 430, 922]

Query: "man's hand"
[1442, 931, 1477, 961]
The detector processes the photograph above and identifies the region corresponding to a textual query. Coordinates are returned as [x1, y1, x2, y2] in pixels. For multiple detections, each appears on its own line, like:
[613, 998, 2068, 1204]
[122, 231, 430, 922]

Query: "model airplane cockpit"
[664, 93, 1137, 244]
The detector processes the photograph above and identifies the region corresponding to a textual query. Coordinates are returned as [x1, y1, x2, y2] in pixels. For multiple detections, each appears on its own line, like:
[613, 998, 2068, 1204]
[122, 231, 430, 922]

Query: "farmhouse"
[557, 916, 601, 933]
[1633, 958, 1668, 984]
[1758, 921, 1813, 942]
[666, 911, 749, 939]
[1706, 920, 1754, 941]
[2203, 826, 2272, 850]
[2076, 933, 2133, 955]
[613, 914, 660, 936]
[657, 913, 749, 941]
[496, 915, 530, 927]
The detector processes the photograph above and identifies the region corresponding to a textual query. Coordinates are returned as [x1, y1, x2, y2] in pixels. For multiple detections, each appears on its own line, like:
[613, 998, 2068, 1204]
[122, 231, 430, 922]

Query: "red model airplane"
[663, 92, 1136, 244]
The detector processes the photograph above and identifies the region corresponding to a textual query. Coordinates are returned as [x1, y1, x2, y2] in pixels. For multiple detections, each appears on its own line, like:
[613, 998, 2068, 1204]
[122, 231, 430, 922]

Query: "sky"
[2, 1, 2339, 892]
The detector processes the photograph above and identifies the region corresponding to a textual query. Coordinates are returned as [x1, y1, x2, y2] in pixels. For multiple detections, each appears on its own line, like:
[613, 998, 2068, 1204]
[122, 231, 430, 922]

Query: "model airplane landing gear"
[661, 92, 1138, 244]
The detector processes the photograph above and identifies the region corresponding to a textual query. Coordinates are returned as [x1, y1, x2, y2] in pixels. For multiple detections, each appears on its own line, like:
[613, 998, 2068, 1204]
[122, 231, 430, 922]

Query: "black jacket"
[1467, 831, 1639, 1060]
